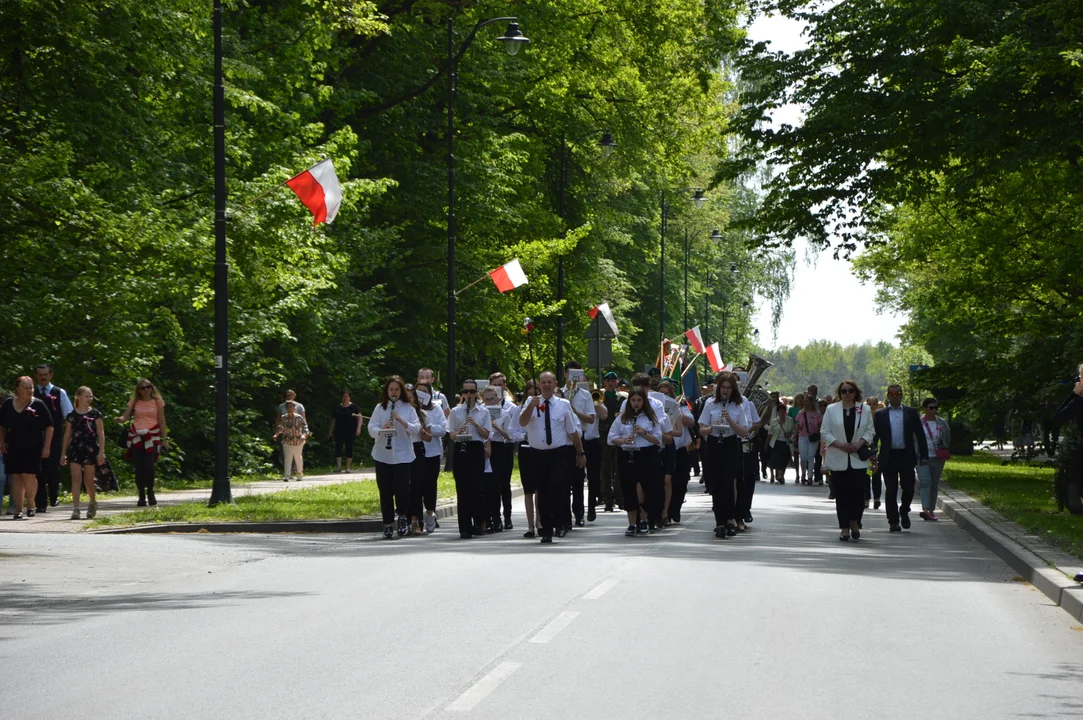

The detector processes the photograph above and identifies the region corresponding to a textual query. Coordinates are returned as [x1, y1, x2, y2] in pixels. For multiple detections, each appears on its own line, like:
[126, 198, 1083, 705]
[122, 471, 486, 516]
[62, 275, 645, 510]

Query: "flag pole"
[454, 271, 491, 297]
[681, 353, 701, 379]
[239, 182, 288, 210]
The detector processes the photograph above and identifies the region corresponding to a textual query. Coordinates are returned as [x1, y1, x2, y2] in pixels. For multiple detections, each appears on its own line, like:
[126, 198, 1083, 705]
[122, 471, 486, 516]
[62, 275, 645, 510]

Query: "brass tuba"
[742, 354, 774, 410]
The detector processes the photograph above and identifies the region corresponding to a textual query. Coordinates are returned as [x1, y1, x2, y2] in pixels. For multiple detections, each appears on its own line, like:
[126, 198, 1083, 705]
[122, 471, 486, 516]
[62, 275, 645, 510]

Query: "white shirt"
[607, 410, 663, 449]
[619, 393, 673, 434]
[566, 387, 597, 440]
[485, 402, 517, 444]
[415, 406, 447, 458]
[671, 402, 694, 449]
[921, 416, 942, 450]
[38, 383, 74, 418]
[447, 403, 493, 442]
[888, 405, 905, 449]
[700, 397, 751, 438]
[521, 395, 580, 450]
[368, 401, 421, 464]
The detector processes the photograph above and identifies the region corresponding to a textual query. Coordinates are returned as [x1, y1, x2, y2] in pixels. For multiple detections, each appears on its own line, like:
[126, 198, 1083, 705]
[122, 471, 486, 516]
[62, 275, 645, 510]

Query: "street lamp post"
[660, 187, 705, 343]
[446, 18, 528, 400]
[555, 130, 616, 384]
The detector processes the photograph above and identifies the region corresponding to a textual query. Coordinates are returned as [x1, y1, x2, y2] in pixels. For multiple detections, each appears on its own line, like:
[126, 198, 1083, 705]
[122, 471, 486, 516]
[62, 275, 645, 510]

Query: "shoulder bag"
[923, 417, 950, 460]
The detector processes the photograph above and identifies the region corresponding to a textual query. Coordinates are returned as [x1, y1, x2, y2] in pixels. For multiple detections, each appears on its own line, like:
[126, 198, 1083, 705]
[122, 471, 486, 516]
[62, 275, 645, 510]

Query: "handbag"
[923, 418, 951, 461]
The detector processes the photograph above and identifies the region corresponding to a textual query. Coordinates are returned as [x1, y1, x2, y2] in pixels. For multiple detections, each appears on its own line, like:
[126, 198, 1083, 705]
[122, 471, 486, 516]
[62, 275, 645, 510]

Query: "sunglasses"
[461, 389, 476, 395]
[839, 388, 855, 395]
[887, 391, 902, 396]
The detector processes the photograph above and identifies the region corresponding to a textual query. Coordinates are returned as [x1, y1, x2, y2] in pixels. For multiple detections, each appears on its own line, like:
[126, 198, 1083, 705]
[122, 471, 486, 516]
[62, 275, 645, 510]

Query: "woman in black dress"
[60, 386, 106, 519]
[0, 376, 55, 519]
[328, 390, 362, 473]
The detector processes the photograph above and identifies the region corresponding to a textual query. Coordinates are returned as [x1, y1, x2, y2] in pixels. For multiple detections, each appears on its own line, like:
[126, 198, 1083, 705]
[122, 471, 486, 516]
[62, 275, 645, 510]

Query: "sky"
[744, 14, 906, 350]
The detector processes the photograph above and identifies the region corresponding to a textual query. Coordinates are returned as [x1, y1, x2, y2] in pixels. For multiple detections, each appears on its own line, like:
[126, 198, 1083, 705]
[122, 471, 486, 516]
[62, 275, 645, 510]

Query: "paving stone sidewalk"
[0, 468, 376, 534]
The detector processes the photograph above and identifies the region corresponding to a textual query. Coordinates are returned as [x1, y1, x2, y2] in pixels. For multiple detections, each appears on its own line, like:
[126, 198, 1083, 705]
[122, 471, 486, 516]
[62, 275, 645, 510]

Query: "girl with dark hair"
[446, 378, 493, 538]
[699, 373, 750, 538]
[408, 382, 447, 534]
[608, 387, 663, 536]
[368, 375, 421, 539]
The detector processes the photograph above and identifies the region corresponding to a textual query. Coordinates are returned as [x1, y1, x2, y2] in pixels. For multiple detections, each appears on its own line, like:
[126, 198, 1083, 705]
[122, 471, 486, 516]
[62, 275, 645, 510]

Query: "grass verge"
[87, 471, 470, 528]
[944, 453, 1083, 562]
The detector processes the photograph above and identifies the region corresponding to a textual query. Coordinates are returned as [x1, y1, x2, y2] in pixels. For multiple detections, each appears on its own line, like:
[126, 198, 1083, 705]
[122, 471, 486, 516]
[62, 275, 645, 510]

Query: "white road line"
[446, 661, 522, 712]
[528, 611, 581, 644]
[583, 578, 619, 600]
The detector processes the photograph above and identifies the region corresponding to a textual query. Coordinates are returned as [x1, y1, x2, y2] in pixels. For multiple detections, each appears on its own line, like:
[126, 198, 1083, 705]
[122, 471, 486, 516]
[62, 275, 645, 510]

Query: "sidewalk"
[0, 468, 377, 534]
[938, 483, 1083, 622]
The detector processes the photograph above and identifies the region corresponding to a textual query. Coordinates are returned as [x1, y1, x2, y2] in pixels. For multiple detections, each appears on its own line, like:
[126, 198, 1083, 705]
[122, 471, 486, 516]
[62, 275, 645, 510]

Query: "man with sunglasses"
[871, 384, 930, 531]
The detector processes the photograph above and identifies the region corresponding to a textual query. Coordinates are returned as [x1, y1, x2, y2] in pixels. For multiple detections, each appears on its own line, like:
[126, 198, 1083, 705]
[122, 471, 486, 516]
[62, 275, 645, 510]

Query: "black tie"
[36, 386, 45, 399]
[544, 402, 552, 446]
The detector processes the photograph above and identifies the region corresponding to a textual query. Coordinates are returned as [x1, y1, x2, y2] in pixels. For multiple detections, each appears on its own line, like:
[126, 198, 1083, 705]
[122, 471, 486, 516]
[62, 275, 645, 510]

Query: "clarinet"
[385, 400, 395, 450]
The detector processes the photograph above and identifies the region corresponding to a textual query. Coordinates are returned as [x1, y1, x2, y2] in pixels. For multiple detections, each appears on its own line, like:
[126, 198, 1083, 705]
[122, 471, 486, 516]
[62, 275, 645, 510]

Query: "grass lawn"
[943, 453, 1083, 563]
[86, 469, 522, 528]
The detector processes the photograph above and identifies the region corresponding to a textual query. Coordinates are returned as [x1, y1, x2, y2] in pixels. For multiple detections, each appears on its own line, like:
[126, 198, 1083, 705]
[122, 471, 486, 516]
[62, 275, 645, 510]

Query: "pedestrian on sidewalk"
[448, 378, 492, 539]
[767, 398, 794, 483]
[408, 382, 447, 535]
[918, 397, 951, 521]
[871, 383, 929, 532]
[328, 391, 362, 473]
[60, 386, 105, 519]
[0, 376, 55, 519]
[115, 379, 169, 507]
[33, 364, 72, 512]
[274, 401, 310, 481]
[865, 396, 883, 509]
[821, 380, 875, 541]
[369, 376, 421, 539]
[794, 390, 823, 485]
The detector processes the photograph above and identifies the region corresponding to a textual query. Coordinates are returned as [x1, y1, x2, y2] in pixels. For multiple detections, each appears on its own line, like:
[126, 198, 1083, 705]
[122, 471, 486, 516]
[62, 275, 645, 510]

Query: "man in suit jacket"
[872, 384, 929, 531]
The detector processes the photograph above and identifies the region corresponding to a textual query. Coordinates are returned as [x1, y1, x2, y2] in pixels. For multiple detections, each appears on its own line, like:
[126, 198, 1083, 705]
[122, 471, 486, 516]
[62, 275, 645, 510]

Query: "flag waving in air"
[489, 259, 528, 293]
[588, 302, 619, 336]
[286, 159, 342, 226]
[684, 326, 705, 354]
[705, 342, 726, 373]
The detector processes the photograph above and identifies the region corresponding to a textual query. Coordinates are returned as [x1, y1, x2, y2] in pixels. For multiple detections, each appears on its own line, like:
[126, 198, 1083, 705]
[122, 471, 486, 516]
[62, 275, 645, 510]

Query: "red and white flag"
[684, 326, 705, 354]
[588, 302, 619, 336]
[489, 259, 528, 293]
[705, 342, 726, 373]
[286, 159, 342, 226]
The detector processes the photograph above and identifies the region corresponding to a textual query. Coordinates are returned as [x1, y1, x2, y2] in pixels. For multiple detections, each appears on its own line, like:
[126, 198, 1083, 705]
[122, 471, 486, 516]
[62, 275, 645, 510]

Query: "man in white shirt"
[563, 362, 602, 527]
[34, 363, 73, 511]
[519, 371, 586, 544]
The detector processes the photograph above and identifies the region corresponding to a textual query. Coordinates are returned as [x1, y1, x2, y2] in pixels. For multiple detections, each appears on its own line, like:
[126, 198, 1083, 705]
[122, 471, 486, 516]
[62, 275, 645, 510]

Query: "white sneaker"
[71, 509, 81, 520]
[424, 512, 436, 534]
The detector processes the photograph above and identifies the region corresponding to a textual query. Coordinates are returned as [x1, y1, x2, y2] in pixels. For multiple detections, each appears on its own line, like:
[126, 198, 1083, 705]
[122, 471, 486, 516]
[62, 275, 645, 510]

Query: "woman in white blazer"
[820, 379, 876, 541]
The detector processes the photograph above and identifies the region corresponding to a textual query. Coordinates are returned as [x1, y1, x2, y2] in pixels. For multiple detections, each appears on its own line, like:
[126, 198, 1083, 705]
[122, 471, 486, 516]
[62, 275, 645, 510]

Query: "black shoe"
[460, 533, 474, 540]
[540, 535, 553, 544]
[505, 517, 513, 530]
[889, 523, 902, 532]
[901, 512, 911, 529]
[637, 520, 649, 535]
[726, 524, 738, 537]
[397, 517, 409, 536]
[649, 523, 658, 533]
[744, 514, 753, 524]
[827, 492, 836, 500]
[714, 526, 727, 539]
[575, 519, 585, 527]
[137, 499, 147, 507]
[27, 508, 36, 517]
[13, 513, 24, 520]
[147, 492, 157, 506]
[587, 508, 597, 522]
[523, 530, 535, 539]
[556, 527, 567, 538]
[604, 504, 614, 513]
[839, 534, 850, 541]
[383, 526, 394, 539]
[852, 529, 861, 540]
[625, 525, 637, 537]
[36, 506, 46, 513]
[50, 499, 59, 507]
[874, 499, 881, 510]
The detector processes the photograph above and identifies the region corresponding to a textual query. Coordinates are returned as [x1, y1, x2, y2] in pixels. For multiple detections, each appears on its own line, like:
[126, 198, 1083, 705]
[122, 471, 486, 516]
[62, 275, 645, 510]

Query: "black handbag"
[857, 445, 875, 461]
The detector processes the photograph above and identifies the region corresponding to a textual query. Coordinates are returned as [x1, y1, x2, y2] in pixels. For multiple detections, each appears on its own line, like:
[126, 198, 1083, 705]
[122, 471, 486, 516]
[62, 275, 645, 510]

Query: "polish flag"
[705, 342, 726, 373]
[489, 259, 528, 293]
[588, 302, 619, 336]
[684, 326, 705, 354]
[286, 159, 342, 226]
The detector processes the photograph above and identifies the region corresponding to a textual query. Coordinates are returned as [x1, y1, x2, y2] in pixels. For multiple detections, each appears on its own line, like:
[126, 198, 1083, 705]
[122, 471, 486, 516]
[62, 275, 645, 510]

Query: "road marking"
[583, 579, 619, 600]
[446, 661, 522, 712]
[528, 611, 580, 644]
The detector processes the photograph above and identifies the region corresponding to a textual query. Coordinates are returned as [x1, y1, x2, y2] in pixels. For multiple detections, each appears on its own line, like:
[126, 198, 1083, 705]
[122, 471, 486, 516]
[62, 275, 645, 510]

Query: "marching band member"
[408, 382, 447, 535]
[563, 362, 597, 528]
[736, 391, 764, 531]
[598, 372, 626, 512]
[518, 371, 586, 544]
[488, 372, 518, 529]
[518, 379, 541, 537]
[607, 387, 663, 536]
[481, 384, 514, 532]
[447, 379, 492, 539]
[659, 377, 695, 524]
[368, 376, 421, 539]
[699, 372, 751, 539]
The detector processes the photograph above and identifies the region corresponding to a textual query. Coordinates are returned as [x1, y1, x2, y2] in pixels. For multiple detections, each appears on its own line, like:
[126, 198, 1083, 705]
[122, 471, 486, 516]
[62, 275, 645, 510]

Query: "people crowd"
[1, 360, 960, 540]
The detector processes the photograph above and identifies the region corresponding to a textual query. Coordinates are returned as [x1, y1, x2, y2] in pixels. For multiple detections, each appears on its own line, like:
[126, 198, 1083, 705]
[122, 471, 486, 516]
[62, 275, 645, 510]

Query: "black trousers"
[617, 446, 659, 513]
[584, 438, 602, 512]
[132, 448, 158, 499]
[669, 446, 691, 521]
[490, 441, 514, 521]
[690, 444, 701, 476]
[708, 436, 741, 526]
[483, 468, 501, 529]
[532, 446, 573, 538]
[567, 464, 585, 525]
[599, 440, 621, 507]
[374, 459, 411, 524]
[452, 441, 484, 536]
[834, 467, 867, 528]
[35, 435, 63, 508]
[737, 442, 759, 518]
[866, 470, 882, 501]
[882, 451, 917, 524]
[333, 433, 356, 459]
[408, 444, 441, 517]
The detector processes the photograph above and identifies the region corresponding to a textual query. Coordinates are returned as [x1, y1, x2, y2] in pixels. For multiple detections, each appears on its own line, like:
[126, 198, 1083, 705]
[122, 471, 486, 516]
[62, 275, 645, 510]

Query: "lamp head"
[599, 132, 617, 158]
[498, 22, 529, 56]
[692, 188, 706, 209]
[710, 229, 723, 241]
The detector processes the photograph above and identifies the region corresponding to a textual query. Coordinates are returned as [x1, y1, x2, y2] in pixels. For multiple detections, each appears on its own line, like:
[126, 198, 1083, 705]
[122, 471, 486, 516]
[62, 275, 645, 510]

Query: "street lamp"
[683, 227, 717, 332]
[555, 129, 616, 383]
[210, 0, 231, 506]
[660, 186, 706, 343]
[447, 17, 528, 403]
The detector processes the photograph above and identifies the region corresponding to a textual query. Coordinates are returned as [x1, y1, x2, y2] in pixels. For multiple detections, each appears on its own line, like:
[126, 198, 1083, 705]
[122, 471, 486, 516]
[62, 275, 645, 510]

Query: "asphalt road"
[2, 479, 1082, 719]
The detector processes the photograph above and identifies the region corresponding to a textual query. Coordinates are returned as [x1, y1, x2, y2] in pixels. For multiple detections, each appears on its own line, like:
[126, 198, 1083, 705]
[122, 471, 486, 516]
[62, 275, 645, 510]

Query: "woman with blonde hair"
[60, 386, 106, 519]
[114, 379, 168, 507]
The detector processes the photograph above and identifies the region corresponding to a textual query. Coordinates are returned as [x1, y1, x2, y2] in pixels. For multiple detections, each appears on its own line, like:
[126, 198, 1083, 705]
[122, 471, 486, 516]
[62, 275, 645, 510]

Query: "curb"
[92, 487, 524, 535]
[937, 487, 1083, 623]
